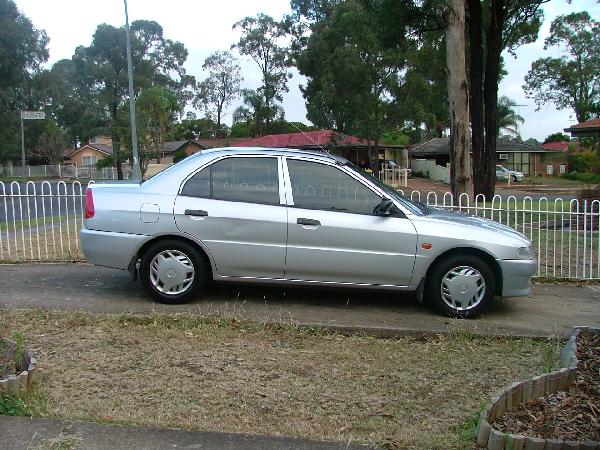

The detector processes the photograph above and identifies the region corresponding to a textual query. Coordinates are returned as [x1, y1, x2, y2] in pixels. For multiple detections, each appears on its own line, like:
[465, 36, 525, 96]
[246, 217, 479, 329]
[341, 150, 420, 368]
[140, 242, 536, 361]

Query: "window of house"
[506, 152, 530, 174]
[82, 156, 97, 166]
[181, 157, 280, 205]
[287, 159, 381, 215]
[560, 164, 566, 174]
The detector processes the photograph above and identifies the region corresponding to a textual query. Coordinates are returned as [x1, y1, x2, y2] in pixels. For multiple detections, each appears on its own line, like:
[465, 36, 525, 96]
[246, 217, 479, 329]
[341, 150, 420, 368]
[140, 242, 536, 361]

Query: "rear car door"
[174, 155, 287, 279]
[283, 157, 418, 286]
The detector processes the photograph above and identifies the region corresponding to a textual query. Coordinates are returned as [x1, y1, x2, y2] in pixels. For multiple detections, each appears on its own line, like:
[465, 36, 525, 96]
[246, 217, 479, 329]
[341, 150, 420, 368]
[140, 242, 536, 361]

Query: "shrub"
[172, 148, 188, 164]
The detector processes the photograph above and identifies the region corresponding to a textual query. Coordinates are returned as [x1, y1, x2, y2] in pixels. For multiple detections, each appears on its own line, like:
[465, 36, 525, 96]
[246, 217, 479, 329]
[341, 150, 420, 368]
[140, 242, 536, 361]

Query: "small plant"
[0, 393, 30, 416]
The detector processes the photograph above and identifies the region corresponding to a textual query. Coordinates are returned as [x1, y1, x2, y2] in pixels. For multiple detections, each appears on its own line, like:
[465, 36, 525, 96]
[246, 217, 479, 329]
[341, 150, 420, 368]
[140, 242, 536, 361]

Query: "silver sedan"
[81, 148, 536, 318]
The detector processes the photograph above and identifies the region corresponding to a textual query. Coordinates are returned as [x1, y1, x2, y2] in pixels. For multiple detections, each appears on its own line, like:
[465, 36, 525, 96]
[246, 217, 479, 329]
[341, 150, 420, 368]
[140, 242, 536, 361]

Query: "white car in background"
[496, 165, 524, 182]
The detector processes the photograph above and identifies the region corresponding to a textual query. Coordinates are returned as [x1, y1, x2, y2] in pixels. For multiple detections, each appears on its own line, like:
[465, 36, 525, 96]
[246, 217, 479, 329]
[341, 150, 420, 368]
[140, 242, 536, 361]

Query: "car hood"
[419, 207, 530, 244]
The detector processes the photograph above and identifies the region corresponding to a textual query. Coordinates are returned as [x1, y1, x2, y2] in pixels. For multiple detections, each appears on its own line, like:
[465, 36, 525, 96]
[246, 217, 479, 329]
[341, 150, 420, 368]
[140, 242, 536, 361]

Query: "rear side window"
[181, 157, 280, 205]
[287, 159, 381, 215]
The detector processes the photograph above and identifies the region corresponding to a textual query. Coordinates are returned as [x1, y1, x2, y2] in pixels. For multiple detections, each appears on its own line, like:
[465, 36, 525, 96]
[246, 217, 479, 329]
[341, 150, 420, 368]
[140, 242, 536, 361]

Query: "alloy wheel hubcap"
[440, 265, 486, 311]
[150, 250, 195, 295]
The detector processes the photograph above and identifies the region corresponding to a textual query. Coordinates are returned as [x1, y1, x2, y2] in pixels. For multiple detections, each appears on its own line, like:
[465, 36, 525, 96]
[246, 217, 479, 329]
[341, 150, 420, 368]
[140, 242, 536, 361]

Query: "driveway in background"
[0, 264, 598, 338]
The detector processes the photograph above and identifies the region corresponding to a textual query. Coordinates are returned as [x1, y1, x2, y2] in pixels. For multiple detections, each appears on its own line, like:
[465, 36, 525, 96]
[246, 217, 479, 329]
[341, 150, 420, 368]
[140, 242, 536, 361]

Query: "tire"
[512, 175, 518, 182]
[139, 240, 207, 304]
[425, 254, 495, 318]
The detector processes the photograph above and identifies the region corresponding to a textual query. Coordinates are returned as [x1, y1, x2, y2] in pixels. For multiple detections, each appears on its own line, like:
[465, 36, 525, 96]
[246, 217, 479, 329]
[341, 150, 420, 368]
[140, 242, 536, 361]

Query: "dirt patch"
[1, 309, 561, 449]
[494, 330, 600, 441]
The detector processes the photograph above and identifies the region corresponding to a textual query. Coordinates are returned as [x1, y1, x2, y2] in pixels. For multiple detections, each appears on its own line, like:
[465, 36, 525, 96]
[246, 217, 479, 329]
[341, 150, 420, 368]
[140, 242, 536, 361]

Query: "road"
[1, 263, 598, 338]
[0, 180, 86, 223]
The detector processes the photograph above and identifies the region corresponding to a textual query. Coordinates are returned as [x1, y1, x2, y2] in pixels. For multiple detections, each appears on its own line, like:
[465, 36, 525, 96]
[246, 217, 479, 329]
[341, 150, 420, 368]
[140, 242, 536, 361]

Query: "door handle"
[297, 218, 321, 226]
[184, 209, 208, 217]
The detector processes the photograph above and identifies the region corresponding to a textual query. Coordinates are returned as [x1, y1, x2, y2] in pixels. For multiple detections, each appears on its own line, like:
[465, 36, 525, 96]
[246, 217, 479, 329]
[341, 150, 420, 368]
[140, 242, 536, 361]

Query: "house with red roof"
[564, 118, 600, 140]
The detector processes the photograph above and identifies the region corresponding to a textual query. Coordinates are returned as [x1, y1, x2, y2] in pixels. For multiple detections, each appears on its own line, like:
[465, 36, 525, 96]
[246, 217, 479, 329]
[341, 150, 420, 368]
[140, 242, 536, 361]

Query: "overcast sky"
[14, 0, 600, 141]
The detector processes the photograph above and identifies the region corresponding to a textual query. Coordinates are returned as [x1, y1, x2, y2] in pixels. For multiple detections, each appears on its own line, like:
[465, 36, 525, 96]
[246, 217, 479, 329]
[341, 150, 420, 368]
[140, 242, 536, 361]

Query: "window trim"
[178, 154, 284, 206]
[283, 156, 399, 217]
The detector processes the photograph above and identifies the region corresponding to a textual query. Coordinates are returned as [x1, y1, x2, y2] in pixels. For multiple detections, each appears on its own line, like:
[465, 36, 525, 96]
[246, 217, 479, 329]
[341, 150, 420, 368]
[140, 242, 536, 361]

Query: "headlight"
[516, 246, 533, 260]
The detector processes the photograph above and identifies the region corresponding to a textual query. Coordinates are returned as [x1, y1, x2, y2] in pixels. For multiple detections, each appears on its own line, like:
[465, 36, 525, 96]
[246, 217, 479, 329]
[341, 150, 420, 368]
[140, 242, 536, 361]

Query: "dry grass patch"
[0, 309, 559, 449]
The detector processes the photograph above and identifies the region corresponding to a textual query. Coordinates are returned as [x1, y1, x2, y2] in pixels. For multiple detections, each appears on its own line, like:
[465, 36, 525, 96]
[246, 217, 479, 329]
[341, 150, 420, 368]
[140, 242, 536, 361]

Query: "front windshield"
[345, 162, 427, 215]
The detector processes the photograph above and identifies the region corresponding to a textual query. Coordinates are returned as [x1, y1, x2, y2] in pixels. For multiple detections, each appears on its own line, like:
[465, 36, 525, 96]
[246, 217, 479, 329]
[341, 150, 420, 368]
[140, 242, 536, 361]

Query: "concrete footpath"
[0, 416, 369, 450]
[0, 263, 598, 338]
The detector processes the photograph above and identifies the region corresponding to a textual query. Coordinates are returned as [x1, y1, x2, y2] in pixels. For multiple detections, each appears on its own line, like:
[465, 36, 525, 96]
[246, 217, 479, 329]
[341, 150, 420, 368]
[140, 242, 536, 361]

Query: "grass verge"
[0, 309, 560, 449]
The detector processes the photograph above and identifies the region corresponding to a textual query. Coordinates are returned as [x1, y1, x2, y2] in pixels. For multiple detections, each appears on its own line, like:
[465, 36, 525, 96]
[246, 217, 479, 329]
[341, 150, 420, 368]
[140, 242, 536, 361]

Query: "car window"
[287, 159, 381, 215]
[181, 157, 280, 205]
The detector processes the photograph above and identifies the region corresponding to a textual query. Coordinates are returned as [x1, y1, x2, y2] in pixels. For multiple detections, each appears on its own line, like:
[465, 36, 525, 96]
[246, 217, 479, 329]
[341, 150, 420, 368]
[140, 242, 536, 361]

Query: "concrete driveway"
[0, 263, 598, 338]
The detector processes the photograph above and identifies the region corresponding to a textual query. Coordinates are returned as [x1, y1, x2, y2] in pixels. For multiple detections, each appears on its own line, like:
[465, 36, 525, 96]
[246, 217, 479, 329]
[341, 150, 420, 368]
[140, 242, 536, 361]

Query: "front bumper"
[81, 228, 148, 270]
[498, 258, 537, 297]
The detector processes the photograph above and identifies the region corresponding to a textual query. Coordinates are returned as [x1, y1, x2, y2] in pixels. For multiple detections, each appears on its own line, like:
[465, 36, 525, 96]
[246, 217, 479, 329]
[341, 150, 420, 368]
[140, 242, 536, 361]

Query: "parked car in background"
[496, 165, 524, 182]
[81, 148, 536, 318]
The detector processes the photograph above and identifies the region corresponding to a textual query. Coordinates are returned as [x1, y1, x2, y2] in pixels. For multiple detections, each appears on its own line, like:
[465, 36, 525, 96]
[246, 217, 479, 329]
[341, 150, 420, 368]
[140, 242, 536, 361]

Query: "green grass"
[0, 216, 69, 233]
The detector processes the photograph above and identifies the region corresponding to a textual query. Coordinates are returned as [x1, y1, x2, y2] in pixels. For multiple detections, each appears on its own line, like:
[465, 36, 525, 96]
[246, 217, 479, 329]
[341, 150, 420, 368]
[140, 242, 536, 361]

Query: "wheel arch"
[128, 234, 215, 280]
[425, 247, 503, 295]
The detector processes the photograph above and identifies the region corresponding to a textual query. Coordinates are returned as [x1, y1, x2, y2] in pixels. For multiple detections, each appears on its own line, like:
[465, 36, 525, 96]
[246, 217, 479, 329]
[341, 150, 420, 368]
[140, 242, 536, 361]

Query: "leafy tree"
[166, 117, 217, 140]
[524, 11, 599, 123]
[233, 88, 285, 137]
[543, 132, 570, 144]
[0, 0, 49, 163]
[71, 20, 192, 178]
[233, 14, 291, 134]
[524, 138, 541, 146]
[31, 122, 67, 164]
[35, 59, 108, 148]
[496, 96, 524, 137]
[293, 0, 404, 173]
[136, 86, 180, 164]
[195, 51, 242, 134]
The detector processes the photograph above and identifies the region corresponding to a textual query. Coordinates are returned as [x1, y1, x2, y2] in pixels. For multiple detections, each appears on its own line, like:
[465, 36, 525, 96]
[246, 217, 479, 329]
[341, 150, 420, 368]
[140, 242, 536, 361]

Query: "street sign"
[21, 111, 45, 120]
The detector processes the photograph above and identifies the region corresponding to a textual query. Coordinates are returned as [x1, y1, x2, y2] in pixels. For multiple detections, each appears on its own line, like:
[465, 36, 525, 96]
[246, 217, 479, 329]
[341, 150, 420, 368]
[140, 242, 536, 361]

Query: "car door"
[283, 157, 418, 286]
[174, 155, 287, 279]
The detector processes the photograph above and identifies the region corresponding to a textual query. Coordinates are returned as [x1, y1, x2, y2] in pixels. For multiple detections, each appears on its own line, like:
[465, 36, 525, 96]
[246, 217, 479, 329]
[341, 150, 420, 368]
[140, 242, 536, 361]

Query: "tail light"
[84, 189, 95, 219]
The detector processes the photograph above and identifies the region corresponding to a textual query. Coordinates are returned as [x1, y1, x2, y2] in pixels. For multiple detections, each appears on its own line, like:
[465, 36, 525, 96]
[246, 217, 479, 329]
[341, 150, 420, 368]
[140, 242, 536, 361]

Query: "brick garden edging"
[475, 327, 600, 450]
[0, 338, 37, 398]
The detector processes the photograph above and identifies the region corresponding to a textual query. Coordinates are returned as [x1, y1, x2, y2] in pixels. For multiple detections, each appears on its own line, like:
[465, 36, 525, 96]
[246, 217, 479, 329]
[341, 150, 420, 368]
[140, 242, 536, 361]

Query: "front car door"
[174, 155, 287, 279]
[283, 157, 418, 286]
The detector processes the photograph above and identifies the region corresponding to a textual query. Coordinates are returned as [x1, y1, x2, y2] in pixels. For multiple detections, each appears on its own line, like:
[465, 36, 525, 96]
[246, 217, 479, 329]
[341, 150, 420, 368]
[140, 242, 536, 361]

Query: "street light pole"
[124, 0, 142, 179]
[20, 111, 25, 169]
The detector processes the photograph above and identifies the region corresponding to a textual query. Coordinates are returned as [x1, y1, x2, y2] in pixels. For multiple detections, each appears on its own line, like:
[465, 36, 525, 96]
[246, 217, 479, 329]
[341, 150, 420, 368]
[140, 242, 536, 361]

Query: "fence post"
[28, 166, 31, 177]
[58, 164, 61, 178]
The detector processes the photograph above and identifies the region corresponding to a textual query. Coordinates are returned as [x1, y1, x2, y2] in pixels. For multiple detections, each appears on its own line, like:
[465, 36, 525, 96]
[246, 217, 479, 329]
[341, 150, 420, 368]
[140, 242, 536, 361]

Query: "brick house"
[410, 137, 568, 177]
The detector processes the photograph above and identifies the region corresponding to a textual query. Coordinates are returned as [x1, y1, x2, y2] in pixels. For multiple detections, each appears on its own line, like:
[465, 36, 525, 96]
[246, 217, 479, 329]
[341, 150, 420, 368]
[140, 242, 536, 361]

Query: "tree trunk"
[111, 103, 123, 180]
[445, 0, 473, 201]
[467, 0, 485, 196]
[482, 0, 505, 198]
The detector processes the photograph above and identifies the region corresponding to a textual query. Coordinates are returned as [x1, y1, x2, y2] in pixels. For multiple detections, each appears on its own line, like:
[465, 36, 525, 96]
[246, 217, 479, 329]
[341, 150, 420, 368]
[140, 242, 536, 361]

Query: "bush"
[172, 149, 188, 164]
[566, 171, 600, 183]
[569, 150, 600, 173]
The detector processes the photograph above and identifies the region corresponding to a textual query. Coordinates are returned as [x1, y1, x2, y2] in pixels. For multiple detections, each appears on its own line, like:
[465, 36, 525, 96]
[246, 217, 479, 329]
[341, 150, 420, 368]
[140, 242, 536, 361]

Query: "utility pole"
[124, 0, 142, 179]
[20, 112, 25, 168]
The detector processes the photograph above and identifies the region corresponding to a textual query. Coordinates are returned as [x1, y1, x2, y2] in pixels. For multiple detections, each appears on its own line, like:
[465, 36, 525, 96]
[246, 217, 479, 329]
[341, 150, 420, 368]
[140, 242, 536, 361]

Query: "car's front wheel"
[426, 254, 495, 318]
[139, 240, 207, 304]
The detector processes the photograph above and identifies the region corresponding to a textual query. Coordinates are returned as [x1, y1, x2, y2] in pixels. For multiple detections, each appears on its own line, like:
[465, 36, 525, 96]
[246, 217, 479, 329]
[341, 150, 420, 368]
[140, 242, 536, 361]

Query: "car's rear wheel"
[139, 240, 207, 304]
[512, 174, 518, 182]
[426, 254, 495, 318]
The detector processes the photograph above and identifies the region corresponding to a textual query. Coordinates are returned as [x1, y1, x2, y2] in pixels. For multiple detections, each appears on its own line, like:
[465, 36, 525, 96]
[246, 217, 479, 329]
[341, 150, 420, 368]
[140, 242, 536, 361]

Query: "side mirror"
[375, 197, 394, 216]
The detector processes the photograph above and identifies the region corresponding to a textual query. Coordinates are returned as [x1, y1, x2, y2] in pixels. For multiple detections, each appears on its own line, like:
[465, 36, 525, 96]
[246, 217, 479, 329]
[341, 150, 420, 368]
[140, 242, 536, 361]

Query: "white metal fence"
[0, 164, 132, 179]
[0, 180, 598, 280]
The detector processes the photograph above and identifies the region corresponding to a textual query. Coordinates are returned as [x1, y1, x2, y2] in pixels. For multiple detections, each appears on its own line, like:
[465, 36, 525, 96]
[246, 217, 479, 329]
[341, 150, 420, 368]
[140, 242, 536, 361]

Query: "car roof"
[196, 147, 348, 164]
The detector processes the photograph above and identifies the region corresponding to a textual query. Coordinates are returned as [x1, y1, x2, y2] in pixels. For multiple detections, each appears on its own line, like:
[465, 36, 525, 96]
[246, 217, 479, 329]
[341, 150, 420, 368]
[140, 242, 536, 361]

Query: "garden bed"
[493, 329, 599, 442]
